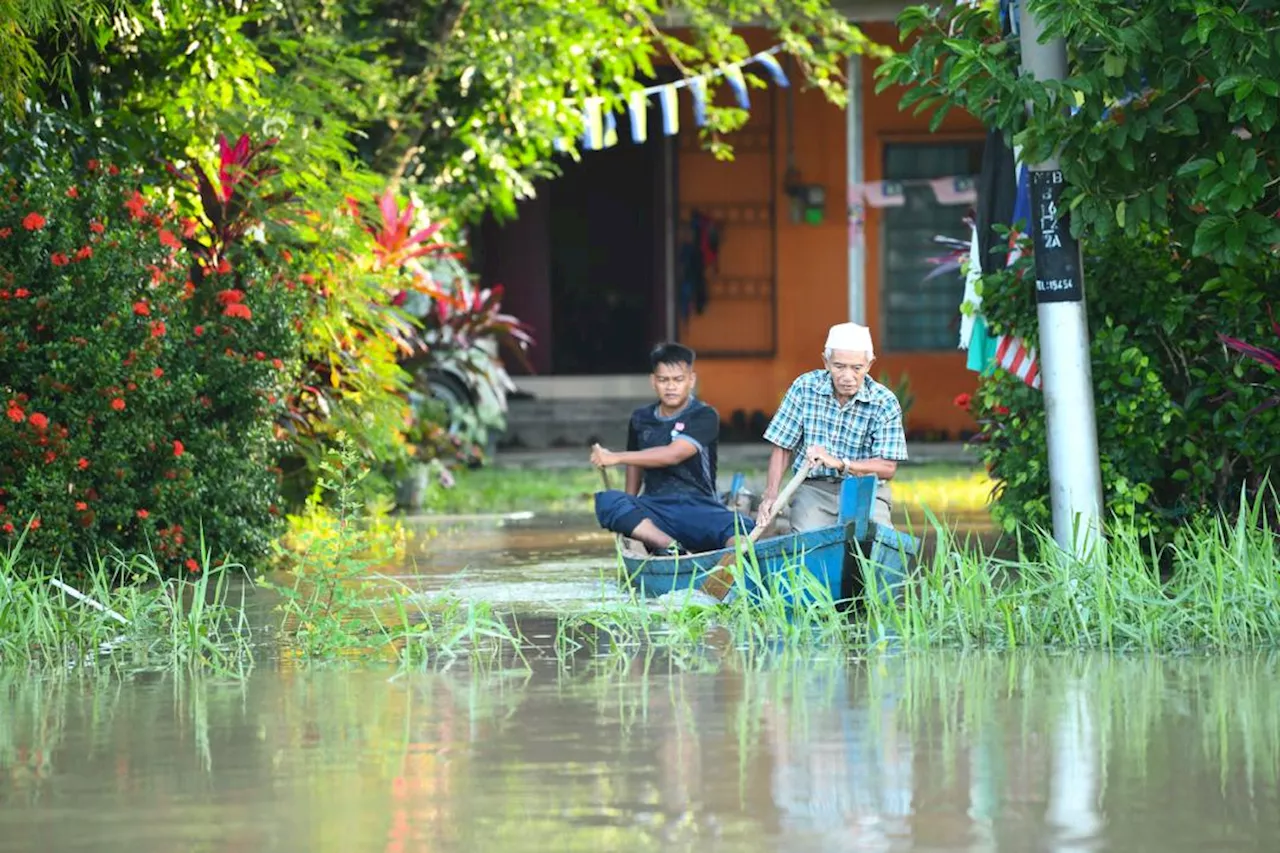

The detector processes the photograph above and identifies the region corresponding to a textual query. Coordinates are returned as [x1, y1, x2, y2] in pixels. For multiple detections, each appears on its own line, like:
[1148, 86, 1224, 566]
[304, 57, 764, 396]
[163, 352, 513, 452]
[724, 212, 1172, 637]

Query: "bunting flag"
[930, 175, 977, 205]
[603, 110, 618, 148]
[658, 84, 680, 136]
[689, 76, 708, 127]
[552, 44, 789, 153]
[752, 50, 790, 88]
[858, 180, 906, 208]
[627, 90, 648, 143]
[581, 97, 605, 150]
[724, 65, 750, 109]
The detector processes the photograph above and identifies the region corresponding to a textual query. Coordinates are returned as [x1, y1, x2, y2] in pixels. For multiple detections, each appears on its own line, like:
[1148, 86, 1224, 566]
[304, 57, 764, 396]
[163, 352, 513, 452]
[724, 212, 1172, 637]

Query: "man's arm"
[606, 441, 698, 469]
[841, 457, 898, 480]
[763, 445, 794, 501]
[624, 464, 642, 496]
[847, 402, 908, 480]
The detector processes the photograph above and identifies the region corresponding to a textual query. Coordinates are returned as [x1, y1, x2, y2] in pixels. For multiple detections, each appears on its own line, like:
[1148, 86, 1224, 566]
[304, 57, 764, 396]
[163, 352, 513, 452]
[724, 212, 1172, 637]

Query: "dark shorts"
[594, 489, 755, 553]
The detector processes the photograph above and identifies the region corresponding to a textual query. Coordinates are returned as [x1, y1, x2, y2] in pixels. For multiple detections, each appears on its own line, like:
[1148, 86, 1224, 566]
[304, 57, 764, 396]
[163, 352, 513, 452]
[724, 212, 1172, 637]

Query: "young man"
[590, 343, 753, 555]
[758, 322, 908, 532]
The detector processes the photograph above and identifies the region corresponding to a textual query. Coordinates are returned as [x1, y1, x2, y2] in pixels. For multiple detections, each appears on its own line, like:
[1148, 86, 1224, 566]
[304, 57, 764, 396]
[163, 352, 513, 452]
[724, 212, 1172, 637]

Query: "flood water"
[4, 653, 1280, 852]
[4, 515, 1278, 851]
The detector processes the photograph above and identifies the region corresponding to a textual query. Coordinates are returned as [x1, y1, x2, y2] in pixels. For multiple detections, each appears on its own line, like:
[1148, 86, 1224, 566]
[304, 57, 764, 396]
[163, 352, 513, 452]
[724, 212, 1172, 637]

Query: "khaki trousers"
[789, 478, 892, 533]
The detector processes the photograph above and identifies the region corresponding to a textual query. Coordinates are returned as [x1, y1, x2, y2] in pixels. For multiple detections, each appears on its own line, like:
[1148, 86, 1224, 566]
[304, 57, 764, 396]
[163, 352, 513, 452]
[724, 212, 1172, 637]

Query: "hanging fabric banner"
[627, 90, 648, 143]
[724, 65, 750, 109]
[658, 84, 680, 136]
[689, 76, 708, 127]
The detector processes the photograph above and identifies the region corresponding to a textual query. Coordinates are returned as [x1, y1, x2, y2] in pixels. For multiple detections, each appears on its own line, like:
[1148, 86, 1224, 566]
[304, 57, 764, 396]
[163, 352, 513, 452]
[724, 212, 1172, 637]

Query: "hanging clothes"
[677, 209, 720, 321]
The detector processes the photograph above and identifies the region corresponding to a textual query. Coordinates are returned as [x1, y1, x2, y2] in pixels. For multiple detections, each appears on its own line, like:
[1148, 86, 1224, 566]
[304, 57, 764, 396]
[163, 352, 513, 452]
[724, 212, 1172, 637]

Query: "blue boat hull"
[617, 521, 921, 605]
[617, 522, 853, 603]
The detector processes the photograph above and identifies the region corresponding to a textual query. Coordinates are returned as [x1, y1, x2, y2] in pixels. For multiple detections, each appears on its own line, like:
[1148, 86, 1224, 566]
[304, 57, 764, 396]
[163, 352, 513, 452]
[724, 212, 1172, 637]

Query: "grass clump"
[0, 529, 254, 674]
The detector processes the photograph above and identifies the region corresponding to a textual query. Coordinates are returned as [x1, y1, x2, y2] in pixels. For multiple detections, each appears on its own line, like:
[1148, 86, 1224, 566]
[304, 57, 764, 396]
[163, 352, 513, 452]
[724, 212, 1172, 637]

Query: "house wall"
[687, 23, 983, 439]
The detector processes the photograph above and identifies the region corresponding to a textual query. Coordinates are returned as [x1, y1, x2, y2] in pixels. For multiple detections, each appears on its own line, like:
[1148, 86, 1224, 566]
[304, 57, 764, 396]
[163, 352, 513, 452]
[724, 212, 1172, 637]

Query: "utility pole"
[1017, 3, 1105, 557]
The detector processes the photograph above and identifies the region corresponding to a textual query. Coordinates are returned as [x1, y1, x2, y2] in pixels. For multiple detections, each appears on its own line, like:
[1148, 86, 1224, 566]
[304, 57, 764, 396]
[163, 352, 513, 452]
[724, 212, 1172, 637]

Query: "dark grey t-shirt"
[626, 398, 719, 499]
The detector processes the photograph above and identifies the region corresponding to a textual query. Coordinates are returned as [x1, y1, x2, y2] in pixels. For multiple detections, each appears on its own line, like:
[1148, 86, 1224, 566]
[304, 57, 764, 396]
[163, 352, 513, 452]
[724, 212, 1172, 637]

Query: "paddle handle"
[749, 460, 812, 542]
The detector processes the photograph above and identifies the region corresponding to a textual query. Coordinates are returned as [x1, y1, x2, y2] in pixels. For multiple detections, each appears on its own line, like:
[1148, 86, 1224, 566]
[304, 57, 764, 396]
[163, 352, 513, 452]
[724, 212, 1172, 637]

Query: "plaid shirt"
[763, 371, 908, 477]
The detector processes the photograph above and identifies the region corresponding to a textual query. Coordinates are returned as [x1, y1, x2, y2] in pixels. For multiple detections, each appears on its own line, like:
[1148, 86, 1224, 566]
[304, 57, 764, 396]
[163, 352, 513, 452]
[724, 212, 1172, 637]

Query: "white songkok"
[824, 322, 875, 359]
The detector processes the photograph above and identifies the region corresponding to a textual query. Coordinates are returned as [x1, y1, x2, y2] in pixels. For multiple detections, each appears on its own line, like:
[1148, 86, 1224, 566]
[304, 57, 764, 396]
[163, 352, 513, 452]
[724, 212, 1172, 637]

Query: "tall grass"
[0, 528, 254, 673]
[863, 489, 1279, 651]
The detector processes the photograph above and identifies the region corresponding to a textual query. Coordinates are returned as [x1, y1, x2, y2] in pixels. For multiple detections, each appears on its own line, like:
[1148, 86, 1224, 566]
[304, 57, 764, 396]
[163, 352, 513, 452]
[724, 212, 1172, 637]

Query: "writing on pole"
[1030, 169, 1084, 303]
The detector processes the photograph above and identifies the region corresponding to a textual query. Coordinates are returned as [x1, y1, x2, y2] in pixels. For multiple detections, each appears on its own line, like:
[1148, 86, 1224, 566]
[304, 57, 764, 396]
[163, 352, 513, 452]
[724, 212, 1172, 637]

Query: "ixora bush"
[880, 0, 1280, 536]
[0, 138, 304, 574]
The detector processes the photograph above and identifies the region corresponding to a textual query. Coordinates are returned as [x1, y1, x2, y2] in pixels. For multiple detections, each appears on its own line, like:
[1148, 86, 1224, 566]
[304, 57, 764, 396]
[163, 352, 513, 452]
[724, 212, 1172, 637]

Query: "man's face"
[651, 361, 694, 409]
[825, 349, 871, 398]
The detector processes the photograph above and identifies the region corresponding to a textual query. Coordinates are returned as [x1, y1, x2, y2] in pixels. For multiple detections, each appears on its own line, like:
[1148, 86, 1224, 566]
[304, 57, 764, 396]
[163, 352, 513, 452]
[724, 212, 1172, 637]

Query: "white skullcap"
[824, 322, 874, 359]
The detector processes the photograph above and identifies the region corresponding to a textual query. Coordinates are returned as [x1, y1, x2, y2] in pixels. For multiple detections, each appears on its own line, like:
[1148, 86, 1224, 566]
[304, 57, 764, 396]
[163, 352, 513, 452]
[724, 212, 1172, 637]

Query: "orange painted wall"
[683, 24, 982, 439]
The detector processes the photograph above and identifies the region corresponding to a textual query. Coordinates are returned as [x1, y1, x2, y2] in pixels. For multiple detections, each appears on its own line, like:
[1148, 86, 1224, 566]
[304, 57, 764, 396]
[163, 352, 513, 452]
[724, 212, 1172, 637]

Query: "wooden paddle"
[699, 460, 813, 600]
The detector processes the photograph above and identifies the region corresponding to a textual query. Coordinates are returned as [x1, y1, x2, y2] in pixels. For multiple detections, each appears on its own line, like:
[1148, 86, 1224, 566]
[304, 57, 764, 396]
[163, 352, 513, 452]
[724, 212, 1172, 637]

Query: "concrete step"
[499, 396, 653, 450]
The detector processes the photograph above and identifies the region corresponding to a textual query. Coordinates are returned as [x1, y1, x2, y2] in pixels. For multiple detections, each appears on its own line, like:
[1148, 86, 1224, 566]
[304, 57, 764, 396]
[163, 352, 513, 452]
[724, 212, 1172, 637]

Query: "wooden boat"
[615, 474, 920, 605]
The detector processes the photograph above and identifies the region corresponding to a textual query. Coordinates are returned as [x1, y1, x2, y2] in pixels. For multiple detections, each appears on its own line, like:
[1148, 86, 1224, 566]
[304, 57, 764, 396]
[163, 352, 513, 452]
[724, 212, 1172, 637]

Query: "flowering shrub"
[0, 143, 303, 573]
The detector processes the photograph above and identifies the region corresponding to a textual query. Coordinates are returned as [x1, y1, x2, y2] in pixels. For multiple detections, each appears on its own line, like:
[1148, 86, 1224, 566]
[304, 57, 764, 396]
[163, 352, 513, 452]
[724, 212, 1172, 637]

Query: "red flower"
[216, 258, 232, 275]
[136, 509, 149, 520]
[66, 187, 79, 199]
[22, 212, 46, 231]
[173, 439, 184, 457]
[108, 164, 120, 175]
[110, 398, 126, 411]
[28, 412, 48, 431]
[0, 227, 10, 238]
[89, 220, 105, 234]
[216, 288, 245, 305]
[133, 301, 150, 316]
[29, 518, 40, 531]
[77, 457, 90, 469]
[1, 523, 13, 535]
[995, 405, 1010, 415]
[74, 245, 93, 261]
[185, 558, 200, 573]
[181, 218, 198, 238]
[158, 229, 180, 249]
[6, 404, 24, 423]
[76, 501, 88, 511]
[151, 321, 166, 338]
[43, 450, 56, 464]
[51, 252, 70, 267]
[13, 288, 29, 299]
[272, 358, 283, 370]
[124, 191, 147, 220]
[153, 367, 164, 378]
[223, 303, 252, 320]
[88, 158, 99, 171]
[953, 393, 972, 410]
[194, 325, 204, 337]
[254, 351, 265, 360]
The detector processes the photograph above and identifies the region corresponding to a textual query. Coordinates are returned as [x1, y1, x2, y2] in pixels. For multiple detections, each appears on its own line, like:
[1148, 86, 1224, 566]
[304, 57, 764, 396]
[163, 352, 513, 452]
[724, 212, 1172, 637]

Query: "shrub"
[0, 141, 304, 574]
[966, 225, 1279, 537]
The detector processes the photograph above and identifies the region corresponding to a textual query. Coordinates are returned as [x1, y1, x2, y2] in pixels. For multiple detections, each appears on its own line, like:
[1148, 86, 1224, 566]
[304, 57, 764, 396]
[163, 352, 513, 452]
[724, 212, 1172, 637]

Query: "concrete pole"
[1017, 4, 1105, 557]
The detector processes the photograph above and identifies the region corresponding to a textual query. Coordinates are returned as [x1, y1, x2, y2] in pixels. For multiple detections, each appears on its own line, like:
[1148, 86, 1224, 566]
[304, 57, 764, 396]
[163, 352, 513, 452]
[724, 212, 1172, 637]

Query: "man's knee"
[594, 490, 649, 534]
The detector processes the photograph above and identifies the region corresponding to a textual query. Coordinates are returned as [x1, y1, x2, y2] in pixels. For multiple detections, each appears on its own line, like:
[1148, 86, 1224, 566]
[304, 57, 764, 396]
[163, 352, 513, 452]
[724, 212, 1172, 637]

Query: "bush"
[967, 225, 1279, 537]
[0, 144, 303, 574]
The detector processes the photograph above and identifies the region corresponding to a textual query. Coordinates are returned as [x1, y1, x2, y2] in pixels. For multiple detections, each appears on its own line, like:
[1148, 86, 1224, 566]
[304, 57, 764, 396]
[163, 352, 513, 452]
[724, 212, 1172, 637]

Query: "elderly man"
[758, 322, 907, 531]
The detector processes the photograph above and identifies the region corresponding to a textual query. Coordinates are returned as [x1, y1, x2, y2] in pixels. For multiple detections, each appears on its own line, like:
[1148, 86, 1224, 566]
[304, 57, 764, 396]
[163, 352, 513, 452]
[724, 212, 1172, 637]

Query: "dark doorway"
[546, 129, 669, 375]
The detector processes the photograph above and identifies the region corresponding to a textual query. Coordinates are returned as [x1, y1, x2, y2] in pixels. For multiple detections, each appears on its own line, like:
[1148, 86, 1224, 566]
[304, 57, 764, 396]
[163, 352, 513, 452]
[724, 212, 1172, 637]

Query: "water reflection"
[3, 652, 1279, 851]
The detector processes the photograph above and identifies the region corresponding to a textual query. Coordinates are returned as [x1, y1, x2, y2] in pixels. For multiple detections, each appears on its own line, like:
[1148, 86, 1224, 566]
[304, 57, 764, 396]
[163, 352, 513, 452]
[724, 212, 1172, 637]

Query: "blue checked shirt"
[762, 371, 908, 477]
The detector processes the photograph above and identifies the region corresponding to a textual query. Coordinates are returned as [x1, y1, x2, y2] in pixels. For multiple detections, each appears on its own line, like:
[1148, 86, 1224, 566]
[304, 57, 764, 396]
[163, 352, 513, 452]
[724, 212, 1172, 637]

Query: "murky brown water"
[3, 652, 1279, 852]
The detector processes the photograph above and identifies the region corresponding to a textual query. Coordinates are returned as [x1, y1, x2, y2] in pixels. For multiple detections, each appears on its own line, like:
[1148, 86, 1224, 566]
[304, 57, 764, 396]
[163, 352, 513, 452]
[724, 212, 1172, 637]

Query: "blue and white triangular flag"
[627, 90, 648, 143]
[658, 84, 679, 136]
[724, 65, 750, 109]
[752, 51, 789, 88]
